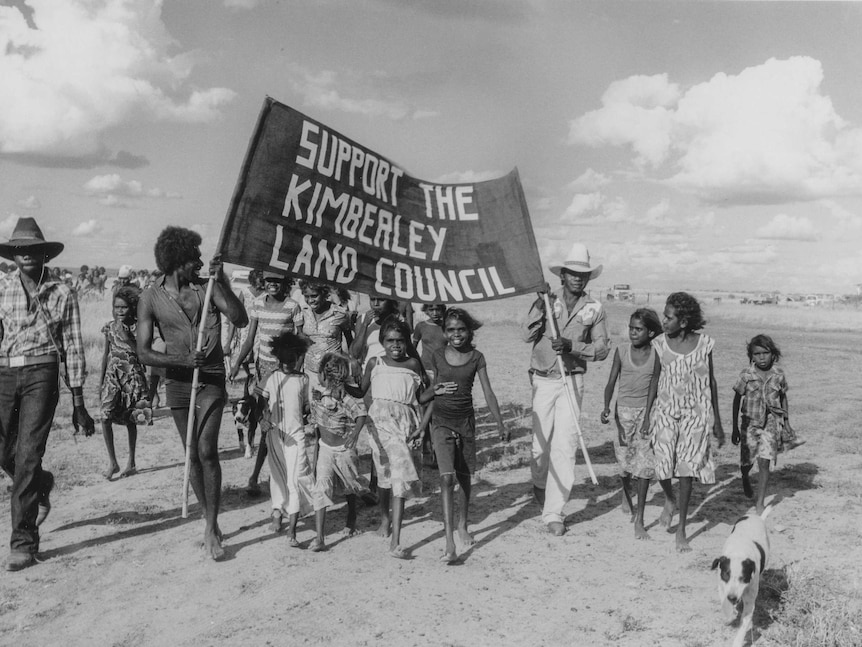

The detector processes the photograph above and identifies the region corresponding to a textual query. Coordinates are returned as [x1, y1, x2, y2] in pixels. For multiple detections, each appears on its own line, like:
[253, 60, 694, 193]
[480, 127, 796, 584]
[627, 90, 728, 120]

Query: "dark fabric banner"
[218, 97, 544, 303]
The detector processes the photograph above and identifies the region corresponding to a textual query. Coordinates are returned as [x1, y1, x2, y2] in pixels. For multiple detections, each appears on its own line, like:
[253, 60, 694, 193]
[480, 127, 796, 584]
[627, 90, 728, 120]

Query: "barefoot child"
[309, 352, 369, 552]
[348, 319, 424, 559]
[420, 308, 508, 564]
[256, 332, 315, 546]
[600, 308, 661, 540]
[732, 334, 797, 514]
[651, 293, 724, 552]
[100, 286, 151, 480]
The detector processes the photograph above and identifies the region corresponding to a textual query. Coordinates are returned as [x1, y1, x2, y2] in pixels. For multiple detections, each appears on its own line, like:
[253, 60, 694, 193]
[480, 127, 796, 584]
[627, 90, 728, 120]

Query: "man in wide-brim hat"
[0, 217, 96, 571]
[522, 243, 610, 536]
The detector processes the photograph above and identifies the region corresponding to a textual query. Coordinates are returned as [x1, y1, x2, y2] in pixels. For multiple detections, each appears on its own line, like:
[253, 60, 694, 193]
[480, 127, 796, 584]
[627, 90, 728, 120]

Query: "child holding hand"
[421, 308, 507, 564]
[732, 334, 798, 514]
[348, 319, 424, 559]
[257, 332, 315, 546]
[309, 352, 370, 552]
[651, 293, 724, 552]
[601, 308, 661, 540]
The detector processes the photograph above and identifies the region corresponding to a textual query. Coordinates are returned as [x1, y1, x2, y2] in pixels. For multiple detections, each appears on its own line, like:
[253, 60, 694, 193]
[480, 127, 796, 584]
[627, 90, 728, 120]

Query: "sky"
[1, 0, 862, 295]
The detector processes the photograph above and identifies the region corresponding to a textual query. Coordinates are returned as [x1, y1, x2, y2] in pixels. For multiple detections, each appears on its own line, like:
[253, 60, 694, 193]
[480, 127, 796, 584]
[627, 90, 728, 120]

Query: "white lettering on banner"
[282, 174, 448, 260]
[374, 258, 515, 301]
[418, 183, 479, 221]
[295, 120, 403, 206]
[271, 229, 357, 284]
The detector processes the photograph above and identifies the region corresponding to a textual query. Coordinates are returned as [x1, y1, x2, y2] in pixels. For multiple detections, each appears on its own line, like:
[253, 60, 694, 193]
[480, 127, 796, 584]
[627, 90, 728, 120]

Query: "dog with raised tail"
[231, 395, 255, 459]
[711, 506, 772, 647]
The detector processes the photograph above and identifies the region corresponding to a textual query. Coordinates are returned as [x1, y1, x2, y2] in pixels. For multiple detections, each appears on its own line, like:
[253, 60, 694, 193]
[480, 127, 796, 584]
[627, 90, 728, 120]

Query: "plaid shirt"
[0, 269, 87, 388]
[733, 365, 787, 428]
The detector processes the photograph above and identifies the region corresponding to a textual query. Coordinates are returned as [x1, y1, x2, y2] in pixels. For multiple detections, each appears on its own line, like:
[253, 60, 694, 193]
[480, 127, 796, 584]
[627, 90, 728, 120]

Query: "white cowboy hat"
[549, 243, 603, 280]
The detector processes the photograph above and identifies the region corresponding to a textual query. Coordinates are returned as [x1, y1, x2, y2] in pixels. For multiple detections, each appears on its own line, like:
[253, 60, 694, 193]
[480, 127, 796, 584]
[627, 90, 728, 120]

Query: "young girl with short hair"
[651, 293, 724, 552]
[100, 286, 151, 480]
[257, 332, 315, 546]
[600, 308, 661, 540]
[732, 334, 798, 514]
[349, 319, 424, 559]
[421, 307, 507, 564]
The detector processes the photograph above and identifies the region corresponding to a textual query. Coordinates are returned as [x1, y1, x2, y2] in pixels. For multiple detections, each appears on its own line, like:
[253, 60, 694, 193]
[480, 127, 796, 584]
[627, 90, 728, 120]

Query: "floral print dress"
[100, 321, 151, 425]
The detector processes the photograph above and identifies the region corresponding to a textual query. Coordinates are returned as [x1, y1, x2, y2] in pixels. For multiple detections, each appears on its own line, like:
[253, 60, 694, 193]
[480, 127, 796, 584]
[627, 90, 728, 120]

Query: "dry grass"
[759, 563, 862, 647]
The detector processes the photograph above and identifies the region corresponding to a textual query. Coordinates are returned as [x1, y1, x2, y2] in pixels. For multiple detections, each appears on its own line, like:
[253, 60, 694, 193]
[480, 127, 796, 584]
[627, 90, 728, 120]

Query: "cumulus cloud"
[563, 192, 605, 219]
[756, 214, 820, 241]
[569, 57, 862, 204]
[83, 174, 180, 207]
[16, 195, 40, 210]
[72, 219, 101, 236]
[569, 169, 610, 192]
[0, 1, 235, 163]
[289, 66, 438, 121]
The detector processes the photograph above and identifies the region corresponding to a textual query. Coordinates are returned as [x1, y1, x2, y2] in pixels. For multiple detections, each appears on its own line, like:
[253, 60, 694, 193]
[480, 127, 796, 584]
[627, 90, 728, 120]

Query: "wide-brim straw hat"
[0, 217, 64, 261]
[549, 243, 602, 280]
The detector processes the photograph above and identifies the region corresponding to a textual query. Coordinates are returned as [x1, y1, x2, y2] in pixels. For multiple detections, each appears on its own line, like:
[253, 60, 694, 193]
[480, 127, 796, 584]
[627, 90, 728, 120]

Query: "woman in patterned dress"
[650, 292, 724, 552]
[100, 286, 150, 480]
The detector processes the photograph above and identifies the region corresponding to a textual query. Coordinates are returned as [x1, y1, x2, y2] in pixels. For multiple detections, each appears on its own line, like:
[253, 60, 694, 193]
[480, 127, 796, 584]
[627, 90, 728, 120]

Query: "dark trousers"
[0, 363, 60, 554]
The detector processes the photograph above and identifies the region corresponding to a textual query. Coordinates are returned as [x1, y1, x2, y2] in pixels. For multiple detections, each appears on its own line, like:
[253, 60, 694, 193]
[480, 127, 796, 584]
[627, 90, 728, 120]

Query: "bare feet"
[375, 518, 392, 538]
[288, 536, 300, 548]
[634, 521, 650, 540]
[440, 550, 458, 564]
[389, 545, 409, 559]
[270, 511, 283, 534]
[103, 464, 120, 480]
[309, 538, 326, 552]
[659, 499, 676, 530]
[343, 527, 361, 537]
[119, 465, 137, 478]
[675, 532, 691, 553]
[203, 530, 225, 561]
[457, 527, 475, 547]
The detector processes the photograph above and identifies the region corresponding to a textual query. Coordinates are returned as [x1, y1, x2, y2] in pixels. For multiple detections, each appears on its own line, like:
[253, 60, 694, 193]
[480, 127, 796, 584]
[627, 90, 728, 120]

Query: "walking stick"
[541, 293, 599, 485]
[181, 273, 217, 518]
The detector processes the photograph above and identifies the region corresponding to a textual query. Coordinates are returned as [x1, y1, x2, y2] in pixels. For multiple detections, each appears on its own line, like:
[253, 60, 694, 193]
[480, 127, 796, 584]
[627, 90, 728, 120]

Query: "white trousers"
[530, 373, 584, 525]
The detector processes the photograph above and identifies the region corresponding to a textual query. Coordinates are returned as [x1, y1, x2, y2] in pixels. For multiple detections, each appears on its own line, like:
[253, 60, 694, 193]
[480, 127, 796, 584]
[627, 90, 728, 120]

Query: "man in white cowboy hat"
[0, 217, 96, 571]
[522, 242, 610, 536]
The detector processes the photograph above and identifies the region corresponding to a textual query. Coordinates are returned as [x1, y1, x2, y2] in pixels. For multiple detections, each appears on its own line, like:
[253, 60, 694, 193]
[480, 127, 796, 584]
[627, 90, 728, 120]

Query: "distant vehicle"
[804, 295, 821, 307]
[606, 283, 634, 302]
[749, 293, 776, 305]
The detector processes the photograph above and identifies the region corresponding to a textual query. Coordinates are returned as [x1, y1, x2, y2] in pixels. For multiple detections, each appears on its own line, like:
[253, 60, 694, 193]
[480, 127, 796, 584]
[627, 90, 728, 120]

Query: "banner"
[218, 97, 545, 304]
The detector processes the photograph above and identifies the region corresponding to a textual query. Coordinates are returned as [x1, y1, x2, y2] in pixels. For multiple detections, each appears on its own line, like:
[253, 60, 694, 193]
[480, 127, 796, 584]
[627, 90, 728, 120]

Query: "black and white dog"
[711, 507, 771, 647]
[231, 395, 255, 458]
